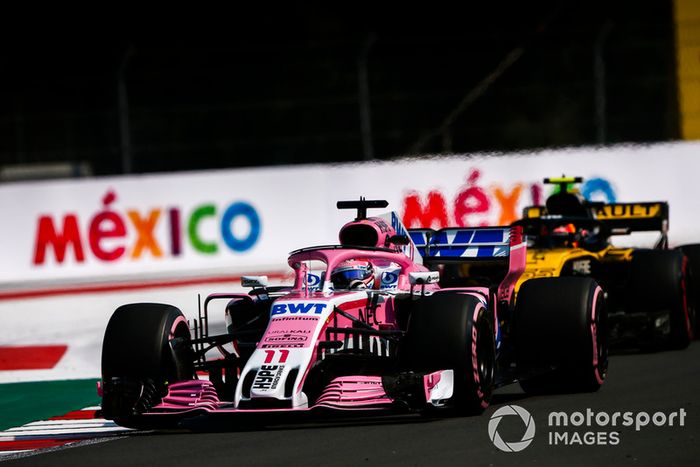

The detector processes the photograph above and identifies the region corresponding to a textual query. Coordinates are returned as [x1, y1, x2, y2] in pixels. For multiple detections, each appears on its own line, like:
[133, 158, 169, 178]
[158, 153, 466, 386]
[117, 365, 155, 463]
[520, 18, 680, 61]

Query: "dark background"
[0, 2, 678, 176]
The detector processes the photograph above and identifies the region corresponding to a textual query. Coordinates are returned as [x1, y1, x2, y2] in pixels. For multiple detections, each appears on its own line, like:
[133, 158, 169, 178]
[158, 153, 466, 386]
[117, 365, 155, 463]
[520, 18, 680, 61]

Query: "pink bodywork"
[288, 247, 438, 294]
[152, 380, 220, 412]
[135, 221, 526, 417]
[148, 371, 454, 415]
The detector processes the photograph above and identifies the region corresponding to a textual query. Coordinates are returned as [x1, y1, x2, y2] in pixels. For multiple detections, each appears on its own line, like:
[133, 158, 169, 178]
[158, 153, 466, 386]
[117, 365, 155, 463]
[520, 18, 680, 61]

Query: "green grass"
[0, 379, 100, 431]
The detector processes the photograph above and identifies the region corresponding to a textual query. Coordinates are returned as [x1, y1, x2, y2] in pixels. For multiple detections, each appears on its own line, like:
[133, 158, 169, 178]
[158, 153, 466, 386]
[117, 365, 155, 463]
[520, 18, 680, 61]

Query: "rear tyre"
[101, 303, 194, 425]
[402, 293, 495, 415]
[628, 250, 693, 350]
[677, 244, 700, 339]
[515, 277, 607, 394]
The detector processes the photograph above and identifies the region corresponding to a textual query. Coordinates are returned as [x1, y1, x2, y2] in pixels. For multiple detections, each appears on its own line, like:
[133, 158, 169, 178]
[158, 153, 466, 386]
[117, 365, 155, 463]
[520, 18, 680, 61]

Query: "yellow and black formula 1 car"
[512, 177, 695, 350]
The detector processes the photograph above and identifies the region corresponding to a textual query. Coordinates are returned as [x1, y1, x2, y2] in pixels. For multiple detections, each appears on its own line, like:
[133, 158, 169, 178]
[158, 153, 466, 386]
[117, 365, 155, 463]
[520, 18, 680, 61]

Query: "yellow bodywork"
[515, 245, 635, 293]
[516, 193, 668, 294]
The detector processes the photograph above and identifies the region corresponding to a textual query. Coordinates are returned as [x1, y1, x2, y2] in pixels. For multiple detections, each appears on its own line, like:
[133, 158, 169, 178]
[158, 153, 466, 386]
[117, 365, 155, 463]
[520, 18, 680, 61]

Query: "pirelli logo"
[595, 203, 665, 220]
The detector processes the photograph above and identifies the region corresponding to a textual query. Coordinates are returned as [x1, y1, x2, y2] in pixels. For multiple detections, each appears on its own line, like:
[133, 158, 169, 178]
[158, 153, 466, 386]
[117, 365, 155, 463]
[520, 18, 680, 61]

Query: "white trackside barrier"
[1, 141, 699, 288]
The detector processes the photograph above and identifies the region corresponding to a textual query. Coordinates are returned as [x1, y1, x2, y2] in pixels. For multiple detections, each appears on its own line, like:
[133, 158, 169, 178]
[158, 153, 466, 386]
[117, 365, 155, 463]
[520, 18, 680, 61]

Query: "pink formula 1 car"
[100, 199, 607, 428]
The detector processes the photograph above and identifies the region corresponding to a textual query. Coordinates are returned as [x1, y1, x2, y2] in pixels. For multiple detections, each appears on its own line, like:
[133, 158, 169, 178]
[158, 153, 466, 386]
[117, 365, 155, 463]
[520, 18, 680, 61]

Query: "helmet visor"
[337, 269, 371, 281]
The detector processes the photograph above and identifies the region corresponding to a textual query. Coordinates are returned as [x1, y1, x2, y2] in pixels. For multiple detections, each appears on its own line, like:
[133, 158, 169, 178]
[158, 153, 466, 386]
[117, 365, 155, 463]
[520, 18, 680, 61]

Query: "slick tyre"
[402, 293, 495, 415]
[628, 249, 693, 350]
[677, 244, 700, 338]
[101, 303, 194, 424]
[515, 277, 607, 394]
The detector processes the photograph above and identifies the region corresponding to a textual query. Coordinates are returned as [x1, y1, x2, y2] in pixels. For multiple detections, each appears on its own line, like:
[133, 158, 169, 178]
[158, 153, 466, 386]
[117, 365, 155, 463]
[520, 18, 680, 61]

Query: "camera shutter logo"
[488, 405, 536, 452]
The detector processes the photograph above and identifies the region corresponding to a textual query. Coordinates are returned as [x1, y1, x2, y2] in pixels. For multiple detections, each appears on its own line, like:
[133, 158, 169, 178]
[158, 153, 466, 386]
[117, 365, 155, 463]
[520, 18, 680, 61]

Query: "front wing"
[105, 370, 454, 425]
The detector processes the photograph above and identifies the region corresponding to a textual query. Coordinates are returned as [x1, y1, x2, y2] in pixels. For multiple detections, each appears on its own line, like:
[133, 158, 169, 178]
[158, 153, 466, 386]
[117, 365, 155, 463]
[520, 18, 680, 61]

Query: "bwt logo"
[271, 302, 327, 316]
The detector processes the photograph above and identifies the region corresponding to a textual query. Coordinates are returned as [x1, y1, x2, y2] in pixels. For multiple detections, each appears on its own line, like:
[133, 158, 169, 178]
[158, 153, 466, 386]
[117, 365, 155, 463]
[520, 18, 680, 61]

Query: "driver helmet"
[331, 260, 375, 290]
[553, 223, 576, 235]
[552, 223, 578, 247]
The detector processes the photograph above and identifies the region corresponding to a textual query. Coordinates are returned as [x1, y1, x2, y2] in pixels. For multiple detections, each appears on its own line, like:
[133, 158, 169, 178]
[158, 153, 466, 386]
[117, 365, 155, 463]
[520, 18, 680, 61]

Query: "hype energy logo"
[32, 190, 261, 265]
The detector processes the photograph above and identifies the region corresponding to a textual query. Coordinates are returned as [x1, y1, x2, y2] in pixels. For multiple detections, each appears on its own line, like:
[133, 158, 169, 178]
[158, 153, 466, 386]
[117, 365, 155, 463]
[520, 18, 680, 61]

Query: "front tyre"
[402, 293, 495, 415]
[101, 303, 194, 425]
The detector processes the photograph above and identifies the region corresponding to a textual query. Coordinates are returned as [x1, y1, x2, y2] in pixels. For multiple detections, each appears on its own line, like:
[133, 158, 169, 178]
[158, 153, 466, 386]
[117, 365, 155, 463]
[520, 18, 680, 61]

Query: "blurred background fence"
[0, 1, 688, 179]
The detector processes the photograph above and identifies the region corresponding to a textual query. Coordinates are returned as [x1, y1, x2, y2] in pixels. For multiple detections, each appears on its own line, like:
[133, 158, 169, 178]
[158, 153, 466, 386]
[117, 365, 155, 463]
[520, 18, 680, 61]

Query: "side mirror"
[241, 276, 269, 288]
[408, 271, 439, 285]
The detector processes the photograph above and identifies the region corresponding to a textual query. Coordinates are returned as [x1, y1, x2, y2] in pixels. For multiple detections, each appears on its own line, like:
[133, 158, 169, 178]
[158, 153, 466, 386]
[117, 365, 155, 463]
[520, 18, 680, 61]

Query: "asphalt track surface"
[5, 343, 700, 467]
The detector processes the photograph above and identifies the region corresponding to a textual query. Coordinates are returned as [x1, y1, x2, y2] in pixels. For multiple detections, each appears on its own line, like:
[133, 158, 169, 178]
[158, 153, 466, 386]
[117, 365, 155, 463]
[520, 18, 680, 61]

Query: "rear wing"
[409, 227, 519, 259]
[408, 226, 525, 304]
[523, 202, 669, 234]
[593, 202, 668, 233]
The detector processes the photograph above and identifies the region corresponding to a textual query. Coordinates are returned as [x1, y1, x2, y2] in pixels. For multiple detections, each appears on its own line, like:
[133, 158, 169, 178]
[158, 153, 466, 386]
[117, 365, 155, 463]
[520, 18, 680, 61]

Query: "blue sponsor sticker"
[271, 302, 328, 316]
[381, 272, 398, 283]
[306, 273, 321, 289]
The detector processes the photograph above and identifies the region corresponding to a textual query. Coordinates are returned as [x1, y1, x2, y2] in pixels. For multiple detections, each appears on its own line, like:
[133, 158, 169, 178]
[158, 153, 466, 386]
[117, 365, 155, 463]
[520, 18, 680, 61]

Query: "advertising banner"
[1, 142, 699, 286]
